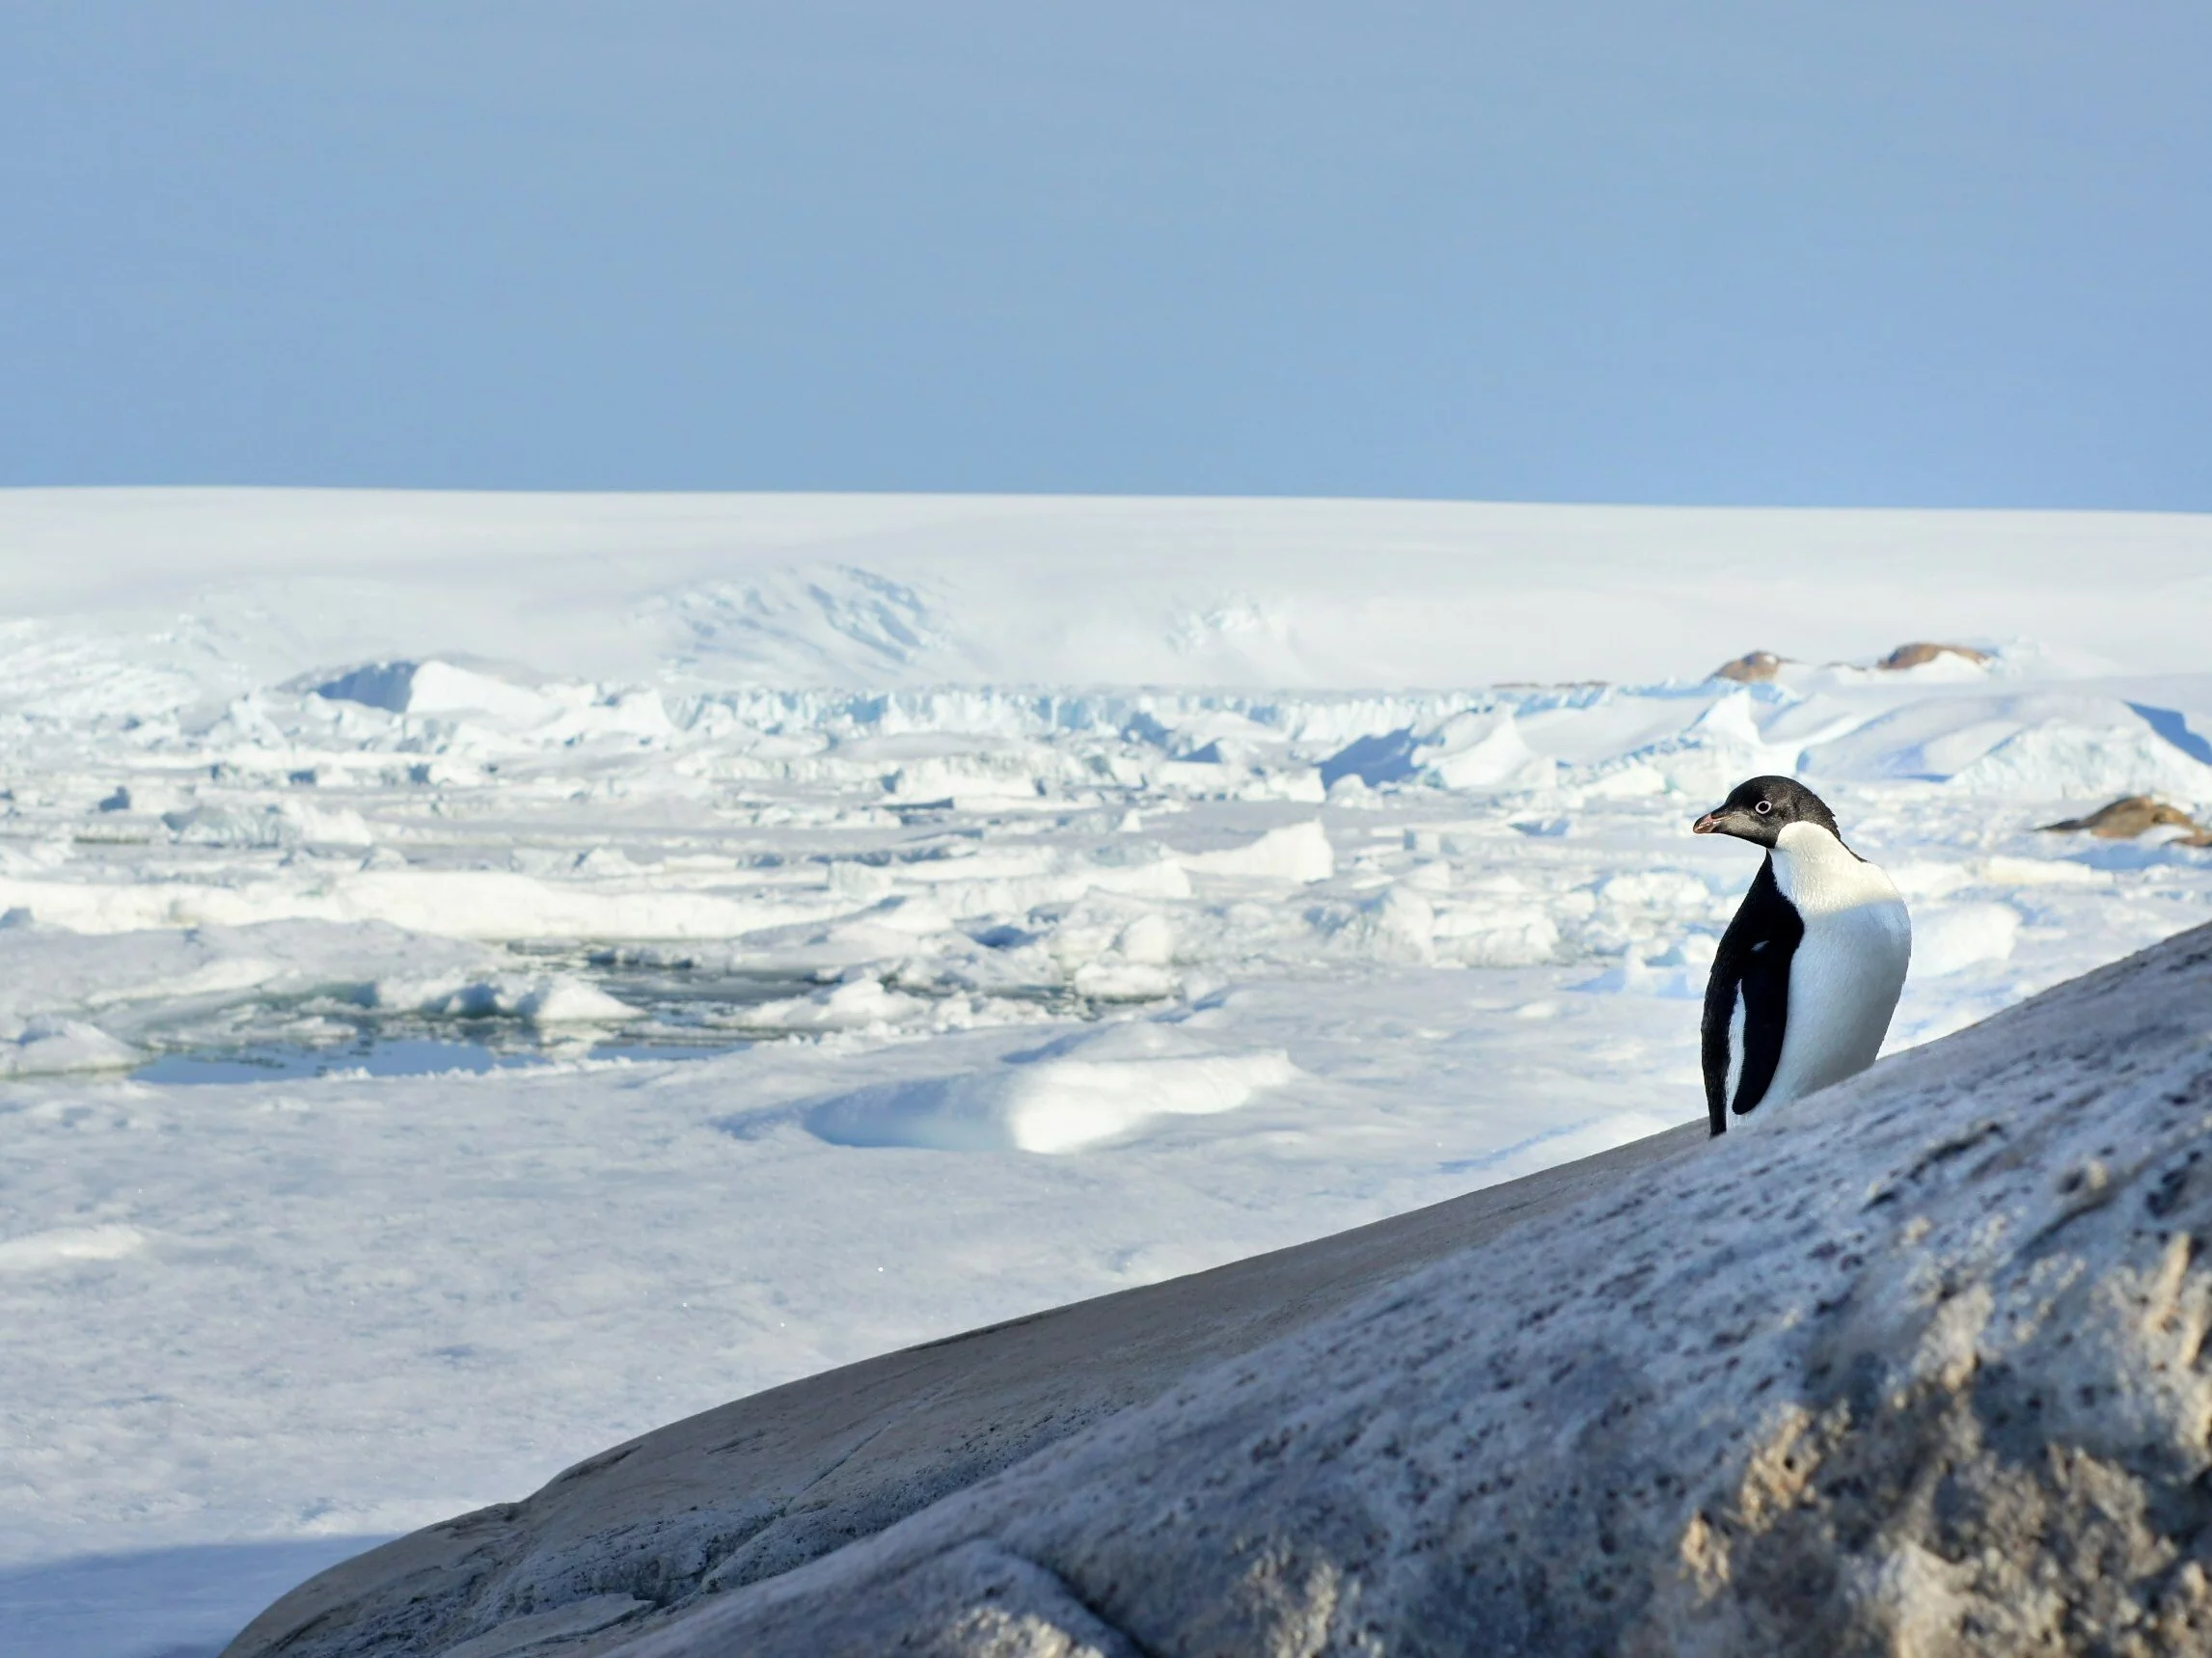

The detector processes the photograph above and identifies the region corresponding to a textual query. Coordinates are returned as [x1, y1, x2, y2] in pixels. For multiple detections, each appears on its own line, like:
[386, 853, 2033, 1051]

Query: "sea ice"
[1909, 902, 2024, 978]
[802, 1022, 1299, 1154]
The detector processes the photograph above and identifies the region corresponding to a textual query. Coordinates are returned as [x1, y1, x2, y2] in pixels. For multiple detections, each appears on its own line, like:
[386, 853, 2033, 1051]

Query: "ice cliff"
[232, 921, 2212, 1657]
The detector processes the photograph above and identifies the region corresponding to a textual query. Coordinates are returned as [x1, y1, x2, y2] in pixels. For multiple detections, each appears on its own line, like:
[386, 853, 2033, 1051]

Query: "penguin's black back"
[1702, 856, 1804, 1134]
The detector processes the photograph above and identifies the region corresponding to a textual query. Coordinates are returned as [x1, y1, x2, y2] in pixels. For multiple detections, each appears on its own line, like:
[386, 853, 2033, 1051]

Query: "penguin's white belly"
[1761, 821, 1913, 1112]
[1765, 902, 1911, 1105]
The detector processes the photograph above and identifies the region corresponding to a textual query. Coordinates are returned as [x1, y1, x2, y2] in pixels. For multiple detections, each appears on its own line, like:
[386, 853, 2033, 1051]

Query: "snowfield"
[0, 490, 2208, 1657]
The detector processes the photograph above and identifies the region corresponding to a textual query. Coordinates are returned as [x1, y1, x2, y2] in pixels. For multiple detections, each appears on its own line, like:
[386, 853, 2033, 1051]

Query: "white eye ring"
[1755, 800, 1773, 815]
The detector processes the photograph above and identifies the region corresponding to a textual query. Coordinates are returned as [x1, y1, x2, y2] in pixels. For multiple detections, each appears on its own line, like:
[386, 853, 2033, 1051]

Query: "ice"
[802, 1021, 1299, 1154]
[1431, 901, 1562, 967]
[1, 490, 2209, 1656]
[0, 920, 506, 1052]
[1907, 902, 2023, 978]
[1800, 691, 2212, 802]
[0, 1018, 142, 1078]
[1320, 727, 1419, 789]
[1420, 710, 1552, 789]
[161, 802, 375, 850]
[1952, 717, 2212, 803]
[1177, 819, 1335, 883]
[1324, 884, 1439, 964]
[369, 976, 636, 1024]
[0, 867, 832, 941]
[0, 1224, 148, 1274]
[317, 660, 559, 724]
[737, 979, 931, 1033]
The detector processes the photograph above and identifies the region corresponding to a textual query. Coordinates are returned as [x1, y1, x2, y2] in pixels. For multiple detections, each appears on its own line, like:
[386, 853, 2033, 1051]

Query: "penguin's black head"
[1691, 775, 1839, 848]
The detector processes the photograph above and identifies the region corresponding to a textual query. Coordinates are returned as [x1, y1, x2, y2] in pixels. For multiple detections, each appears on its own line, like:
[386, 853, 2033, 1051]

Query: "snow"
[802, 1024, 1299, 1155]
[1178, 819, 1335, 882]
[0, 1019, 142, 1080]
[1907, 901, 2023, 978]
[0, 1224, 149, 1274]
[0, 489, 2208, 1656]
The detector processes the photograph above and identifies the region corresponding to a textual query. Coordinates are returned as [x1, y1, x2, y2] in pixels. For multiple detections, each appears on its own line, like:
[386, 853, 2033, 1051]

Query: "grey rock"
[227, 1109, 1702, 1657]
[236, 922, 2212, 1657]
[1712, 650, 1788, 683]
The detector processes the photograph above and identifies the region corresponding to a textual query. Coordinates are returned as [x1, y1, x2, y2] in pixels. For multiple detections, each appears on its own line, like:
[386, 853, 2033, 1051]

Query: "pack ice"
[0, 490, 2207, 1657]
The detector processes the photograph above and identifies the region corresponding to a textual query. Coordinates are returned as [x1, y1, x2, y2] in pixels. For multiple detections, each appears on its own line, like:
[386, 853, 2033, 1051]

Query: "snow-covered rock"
[228, 924, 2212, 1658]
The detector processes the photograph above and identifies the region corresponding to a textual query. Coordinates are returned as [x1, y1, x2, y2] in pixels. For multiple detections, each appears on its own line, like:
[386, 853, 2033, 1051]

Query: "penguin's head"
[1691, 775, 1840, 848]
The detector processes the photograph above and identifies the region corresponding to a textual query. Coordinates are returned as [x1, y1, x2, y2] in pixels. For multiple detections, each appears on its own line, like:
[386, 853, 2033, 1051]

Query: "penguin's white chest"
[1764, 824, 1912, 1108]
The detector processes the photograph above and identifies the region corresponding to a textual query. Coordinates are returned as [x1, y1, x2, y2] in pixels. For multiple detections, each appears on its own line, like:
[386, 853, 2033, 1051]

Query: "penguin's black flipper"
[1701, 856, 1803, 1134]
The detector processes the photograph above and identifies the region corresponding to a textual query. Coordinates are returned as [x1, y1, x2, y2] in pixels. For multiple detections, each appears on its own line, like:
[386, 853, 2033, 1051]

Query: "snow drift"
[800, 1023, 1298, 1154]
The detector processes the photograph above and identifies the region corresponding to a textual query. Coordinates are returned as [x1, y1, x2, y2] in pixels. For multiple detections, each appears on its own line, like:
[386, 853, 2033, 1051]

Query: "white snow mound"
[1909, 903, 2022, 978]
[369, 976, 635, 1024]
[740, 979, 930, 1032]
[0, 1224, 148, 1273]
[803, 1022, 1298, 1154]
[1421, 711, 1553, 791]
[1179, 821, 1335, 883]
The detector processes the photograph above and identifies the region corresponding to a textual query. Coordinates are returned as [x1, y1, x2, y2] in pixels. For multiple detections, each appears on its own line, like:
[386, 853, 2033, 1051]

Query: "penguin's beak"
[1691, 811, 1722, 835]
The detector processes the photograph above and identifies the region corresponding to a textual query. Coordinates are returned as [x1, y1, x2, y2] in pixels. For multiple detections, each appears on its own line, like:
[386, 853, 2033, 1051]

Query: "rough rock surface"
[225, 1122, 1706, 1657]
[2043, 796, 2211, 846]
[1878, 641, 1993, 670]
[1713, 650, 1788, 683]
[236, 923, 2212, 1656]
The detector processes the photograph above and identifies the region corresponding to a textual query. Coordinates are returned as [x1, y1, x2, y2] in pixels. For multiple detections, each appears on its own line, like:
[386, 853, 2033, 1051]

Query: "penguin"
[1692, 775, 1911, 1136]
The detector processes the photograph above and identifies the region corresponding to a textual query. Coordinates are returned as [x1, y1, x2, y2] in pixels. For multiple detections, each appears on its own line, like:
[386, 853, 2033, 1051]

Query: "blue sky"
[2, 2, 2205, 506]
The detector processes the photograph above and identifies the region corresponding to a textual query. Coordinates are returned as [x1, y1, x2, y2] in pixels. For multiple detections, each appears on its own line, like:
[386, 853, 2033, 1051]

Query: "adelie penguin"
[1694, 776, 1911, 1136]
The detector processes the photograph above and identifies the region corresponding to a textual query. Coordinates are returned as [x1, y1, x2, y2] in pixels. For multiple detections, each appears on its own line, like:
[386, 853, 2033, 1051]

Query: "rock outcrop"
[1709, 642, 1997, 682]
[1878, 641, 1991, 671]
[2044, 795, 2212, 846]
[232, 924, 2212, 1657]
[1711, 649, 1788, 683]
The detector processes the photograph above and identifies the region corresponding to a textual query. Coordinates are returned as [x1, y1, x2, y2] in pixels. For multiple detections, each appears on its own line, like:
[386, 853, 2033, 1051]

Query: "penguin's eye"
[1754, 800, 1772, 815]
